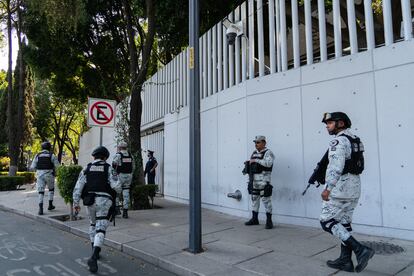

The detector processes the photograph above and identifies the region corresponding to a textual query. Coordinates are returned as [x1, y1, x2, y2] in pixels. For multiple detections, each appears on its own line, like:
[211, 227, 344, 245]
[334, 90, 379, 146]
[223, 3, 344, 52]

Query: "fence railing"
[142, 0, 413, 126]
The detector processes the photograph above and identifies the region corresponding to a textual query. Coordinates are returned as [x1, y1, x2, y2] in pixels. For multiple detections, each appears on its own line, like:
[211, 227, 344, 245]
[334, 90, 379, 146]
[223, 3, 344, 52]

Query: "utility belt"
[249, 183, 273, 197]
[82, 192, 113, 206]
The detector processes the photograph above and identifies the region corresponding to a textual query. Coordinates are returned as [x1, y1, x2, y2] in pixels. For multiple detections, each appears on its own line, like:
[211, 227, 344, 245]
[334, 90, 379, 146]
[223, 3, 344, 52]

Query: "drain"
[360, 241, 405, 255]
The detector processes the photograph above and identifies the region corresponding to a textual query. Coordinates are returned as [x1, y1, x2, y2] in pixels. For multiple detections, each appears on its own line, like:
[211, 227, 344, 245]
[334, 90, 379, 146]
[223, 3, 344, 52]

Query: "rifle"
[302, 150, 329, 196]
[242, 161, 253, 194]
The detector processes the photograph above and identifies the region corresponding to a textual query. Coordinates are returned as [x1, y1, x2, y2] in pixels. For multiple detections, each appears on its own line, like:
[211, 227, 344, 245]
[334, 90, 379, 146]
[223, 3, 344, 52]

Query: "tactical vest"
[36, 152, 54, 170]
[250, 149, 273, 173]
[340, 134, 364, 175]
[117, 152, 133, 174]
[83, 162, 114, 195]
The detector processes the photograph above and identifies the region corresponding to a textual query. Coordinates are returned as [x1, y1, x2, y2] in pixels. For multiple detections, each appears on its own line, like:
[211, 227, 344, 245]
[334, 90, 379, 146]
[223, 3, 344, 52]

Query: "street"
[0, 210, 175, 276]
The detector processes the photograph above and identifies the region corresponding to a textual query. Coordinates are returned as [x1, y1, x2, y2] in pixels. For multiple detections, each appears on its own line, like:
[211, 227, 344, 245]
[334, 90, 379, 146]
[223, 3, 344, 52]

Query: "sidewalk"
[1, 185, 413, 276]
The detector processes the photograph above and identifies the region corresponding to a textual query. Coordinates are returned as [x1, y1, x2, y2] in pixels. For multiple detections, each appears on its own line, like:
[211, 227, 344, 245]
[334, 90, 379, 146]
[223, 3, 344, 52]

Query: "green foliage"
[0, 172, 35, 183]
[56, 165, 82, 204]
[0, 176, 25, 191]
[131, 184, 158, 210]
[0, 157, 10, 171]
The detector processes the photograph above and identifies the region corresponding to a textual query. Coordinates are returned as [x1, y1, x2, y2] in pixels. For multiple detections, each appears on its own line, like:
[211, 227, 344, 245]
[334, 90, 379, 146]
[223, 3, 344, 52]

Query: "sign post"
[87, 98, 116, 147]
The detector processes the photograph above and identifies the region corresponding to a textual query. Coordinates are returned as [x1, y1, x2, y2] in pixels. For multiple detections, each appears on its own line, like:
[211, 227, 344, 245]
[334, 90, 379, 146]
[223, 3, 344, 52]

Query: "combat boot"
[91, 243, 100, 260]
[245, 211, 259, 226]
[38, 203, 43, 215]
[116, 207, 121, 216]
[327, 243, 354, 272]
[122, 209, 128, 219]
[344, 236, 375, 272]
[265, 213, 273, 229]
[48, 200, 55, 210]
[87, 246, 101, 273]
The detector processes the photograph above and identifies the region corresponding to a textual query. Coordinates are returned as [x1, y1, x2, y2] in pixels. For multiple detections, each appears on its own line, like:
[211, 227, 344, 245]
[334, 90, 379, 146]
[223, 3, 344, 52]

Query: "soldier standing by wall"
[30, 141, 60, 215]
[319, 112, 374, 272]
[72, 146, 121, 273]
[144, 150, 158, 184]
[244, 135, 275, 229]
[112, 142, 134, 218]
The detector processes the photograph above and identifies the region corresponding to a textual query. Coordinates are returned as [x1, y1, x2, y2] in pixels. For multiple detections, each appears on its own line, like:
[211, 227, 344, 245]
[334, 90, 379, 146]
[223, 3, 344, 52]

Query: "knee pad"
[342, 223, 352, 232]
[320, 218, 339, 234]
[49, 188, 55, 192]
[39, 192, 45, 195]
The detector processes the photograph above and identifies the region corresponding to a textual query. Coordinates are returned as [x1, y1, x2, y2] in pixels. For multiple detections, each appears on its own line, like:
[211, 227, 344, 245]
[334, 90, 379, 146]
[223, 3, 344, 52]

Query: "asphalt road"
[0, 210, 175, 276]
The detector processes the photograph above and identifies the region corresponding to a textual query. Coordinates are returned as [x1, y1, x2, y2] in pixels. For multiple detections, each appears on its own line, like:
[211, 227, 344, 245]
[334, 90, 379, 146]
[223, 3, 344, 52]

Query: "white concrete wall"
[163, 41, 414, 240]
[79, 127, 117, 167]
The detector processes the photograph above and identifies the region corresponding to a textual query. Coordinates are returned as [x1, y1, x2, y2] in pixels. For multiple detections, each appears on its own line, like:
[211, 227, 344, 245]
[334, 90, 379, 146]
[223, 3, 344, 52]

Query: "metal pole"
[99, 127, 103, 146]
[189, 0, 202, 253]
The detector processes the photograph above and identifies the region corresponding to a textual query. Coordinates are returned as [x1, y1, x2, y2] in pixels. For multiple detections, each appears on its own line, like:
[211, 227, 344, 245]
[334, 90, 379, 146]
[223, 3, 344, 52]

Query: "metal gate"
[141, 129, 164, 194]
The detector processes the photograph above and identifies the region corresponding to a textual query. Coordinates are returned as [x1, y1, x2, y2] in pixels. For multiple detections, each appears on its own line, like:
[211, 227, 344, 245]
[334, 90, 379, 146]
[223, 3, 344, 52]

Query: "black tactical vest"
[83, 162, 114, 195]
[340, 134, 364, 175]
[116, 152, 133, 174]
[36, 152, 54, 170]
[250, 149, 273, 173]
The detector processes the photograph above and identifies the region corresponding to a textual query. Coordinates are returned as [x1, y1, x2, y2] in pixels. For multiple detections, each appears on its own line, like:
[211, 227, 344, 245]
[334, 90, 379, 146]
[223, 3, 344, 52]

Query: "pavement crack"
[394, 259, 414, 275]
[233, 250, 274, 266]
[308, 244, 337, 257]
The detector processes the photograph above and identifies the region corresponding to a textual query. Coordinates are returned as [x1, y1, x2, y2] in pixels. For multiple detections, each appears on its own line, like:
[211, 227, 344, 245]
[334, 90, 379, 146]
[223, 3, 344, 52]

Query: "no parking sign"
[87, 98, 116, 128]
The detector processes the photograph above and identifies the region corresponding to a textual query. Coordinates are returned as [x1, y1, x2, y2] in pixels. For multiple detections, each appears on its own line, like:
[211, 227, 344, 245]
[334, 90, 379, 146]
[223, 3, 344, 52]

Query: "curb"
[0, 204, 201, 276]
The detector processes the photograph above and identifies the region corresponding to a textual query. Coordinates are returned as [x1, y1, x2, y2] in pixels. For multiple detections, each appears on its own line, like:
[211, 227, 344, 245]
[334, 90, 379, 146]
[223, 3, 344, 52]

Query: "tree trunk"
[16, 4, 25, 172]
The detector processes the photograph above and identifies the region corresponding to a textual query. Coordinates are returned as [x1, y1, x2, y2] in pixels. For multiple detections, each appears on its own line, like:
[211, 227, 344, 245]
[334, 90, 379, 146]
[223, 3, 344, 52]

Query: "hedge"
[0, 172, 36, 184]
[131, 184, 159, 209]
[56, 165, 83, 204]
[0, 176, 25, 191]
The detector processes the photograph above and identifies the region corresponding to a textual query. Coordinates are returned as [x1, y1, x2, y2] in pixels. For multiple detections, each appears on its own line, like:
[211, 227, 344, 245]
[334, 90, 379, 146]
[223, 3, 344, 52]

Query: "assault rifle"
[242, 161, 254, 194]
[302, 150, 329, 196]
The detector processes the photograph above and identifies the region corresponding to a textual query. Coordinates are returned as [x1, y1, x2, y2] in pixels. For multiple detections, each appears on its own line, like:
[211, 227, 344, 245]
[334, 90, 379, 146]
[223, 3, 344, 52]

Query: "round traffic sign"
[90, 101, 114, 125]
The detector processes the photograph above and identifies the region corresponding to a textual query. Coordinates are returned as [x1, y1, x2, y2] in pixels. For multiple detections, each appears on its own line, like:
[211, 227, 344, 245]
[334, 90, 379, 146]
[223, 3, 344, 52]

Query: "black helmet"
[91, 146, 110, 159]
[322, 112, 352, 128]
[41, 141, 52, 150]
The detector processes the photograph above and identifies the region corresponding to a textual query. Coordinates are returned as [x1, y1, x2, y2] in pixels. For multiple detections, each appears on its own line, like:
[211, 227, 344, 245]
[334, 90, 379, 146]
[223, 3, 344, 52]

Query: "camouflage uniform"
[320, 129, 361, 241]
[250, 148, 275, 214]
[72, 160, 121, 248]
[112, 150, 134, 211]
[30, 150, 60, 207]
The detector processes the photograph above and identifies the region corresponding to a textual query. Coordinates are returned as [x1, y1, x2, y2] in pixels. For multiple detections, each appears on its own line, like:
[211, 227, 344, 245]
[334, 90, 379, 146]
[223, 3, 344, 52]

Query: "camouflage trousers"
[36, 174, 55, 204]
[115, 174, 132, 210]
[87, 197, 112, 248]
[250, 181, 272, 213]
[320, 197, 359, 241]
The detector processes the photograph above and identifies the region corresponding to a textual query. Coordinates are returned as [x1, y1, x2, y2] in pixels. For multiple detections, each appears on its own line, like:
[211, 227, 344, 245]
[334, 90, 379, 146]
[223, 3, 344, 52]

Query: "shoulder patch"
[329, 140, 339, 147]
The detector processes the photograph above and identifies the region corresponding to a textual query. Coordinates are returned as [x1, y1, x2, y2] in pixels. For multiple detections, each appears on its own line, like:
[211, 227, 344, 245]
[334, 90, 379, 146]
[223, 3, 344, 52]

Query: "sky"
[0, 28, 19, 71]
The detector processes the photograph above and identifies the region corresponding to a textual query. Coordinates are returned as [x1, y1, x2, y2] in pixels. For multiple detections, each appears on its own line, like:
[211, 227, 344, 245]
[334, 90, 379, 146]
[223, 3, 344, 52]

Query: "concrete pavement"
[0, 184, 413, 276]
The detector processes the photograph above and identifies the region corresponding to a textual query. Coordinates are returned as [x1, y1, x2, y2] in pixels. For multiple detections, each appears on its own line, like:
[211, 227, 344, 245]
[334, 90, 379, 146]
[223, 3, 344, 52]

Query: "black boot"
[122, 209, 128, 219]
[91, 243, 100, 260]
[245, 211, 259, 226]
[87, 246, 101, 273]
[265, 213, 273, 229]
[345, 236, 375, 273]
[327, 243, 354, 272]
[116, 207, 121, 216]
[48, 200, 55, 211]
[38, 203, 43, 215]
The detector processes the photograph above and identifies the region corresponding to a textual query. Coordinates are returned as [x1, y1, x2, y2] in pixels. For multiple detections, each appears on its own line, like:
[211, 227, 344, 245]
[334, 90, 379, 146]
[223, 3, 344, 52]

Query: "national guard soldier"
[319, 112, 374, 272]
[30, 141, 60, 215]
[144, 150, 158, 184]
[112, 141, 134, 218]
[72, 146, 121, 273]
[244, 135, 275, 229]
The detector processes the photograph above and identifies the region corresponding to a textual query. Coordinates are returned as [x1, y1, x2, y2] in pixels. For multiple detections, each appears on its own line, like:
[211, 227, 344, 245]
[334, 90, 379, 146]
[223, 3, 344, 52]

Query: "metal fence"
[142, 0, 413, 126]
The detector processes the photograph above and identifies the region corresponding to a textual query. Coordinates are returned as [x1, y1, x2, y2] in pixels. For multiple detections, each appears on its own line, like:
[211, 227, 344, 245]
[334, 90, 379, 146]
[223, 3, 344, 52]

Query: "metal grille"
[361, 241, 405, 255]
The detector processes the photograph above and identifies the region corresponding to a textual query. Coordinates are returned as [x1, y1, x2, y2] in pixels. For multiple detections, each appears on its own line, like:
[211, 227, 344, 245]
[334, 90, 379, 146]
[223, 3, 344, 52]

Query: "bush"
[56, 165, 83, 204]
[0, 176, 25, 191]
[0, 171, 36, 184]
[0, 156, 10, 171]
[131, 184, 158, 209]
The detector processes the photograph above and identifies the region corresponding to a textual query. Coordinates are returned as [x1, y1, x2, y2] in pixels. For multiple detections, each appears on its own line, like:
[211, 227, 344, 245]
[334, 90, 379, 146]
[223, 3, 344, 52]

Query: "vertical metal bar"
[218, 24, 223, 91]
[179, 53, 183, 108]
[304, 0, 313, 64]
[241, 2, 248, 81]
[212, 25, 217, 93]
[203, 34, 207, 98]
[199, 37, 203, 100]
[333, 0, 342, 58]
[268, 0, 276, 74]
[223, 24, 228, 89]
[248, 0, 255, 79]
[382, 0, 394, 46]
[207, 30, 212, 96]
[291, 0, 300, 68]
[318, 0, 327, 61]
[280, 0, 287, 71]
[347, 0, 358, 54]
[229, 12, 234, 86]
[189, 0, 202, 254]
[275, 0, 281, 72]
[257, 0, 265, 76]
[401, 0, 412, 41]
[186, 48, 189, 106]
[364, 0, 375, 50]
[235, 7, 241, 84]
[99, 127, 103, 146]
